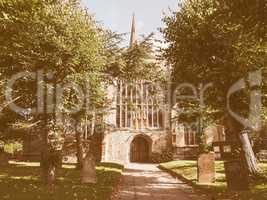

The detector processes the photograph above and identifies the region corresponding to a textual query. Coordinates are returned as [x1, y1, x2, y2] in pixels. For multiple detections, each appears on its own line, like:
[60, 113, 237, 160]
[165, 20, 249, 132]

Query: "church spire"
[130, 13, 136, 47]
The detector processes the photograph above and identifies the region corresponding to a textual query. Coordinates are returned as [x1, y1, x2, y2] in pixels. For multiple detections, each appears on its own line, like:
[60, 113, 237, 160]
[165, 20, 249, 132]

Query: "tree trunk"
[81, 141, 97, 184]
[91, 111, 96, 136]
[39, 71, 59, 186]
[240, 131, 260, 176]
[80, 111, 97, 184]
[40, 126, 50, 185]
[41, 150, 57, 186]
[40, 123, 58, 186]
[224, 115, 260, 176]
[75, 129, 83, 170]
[46, 163, 56, 186]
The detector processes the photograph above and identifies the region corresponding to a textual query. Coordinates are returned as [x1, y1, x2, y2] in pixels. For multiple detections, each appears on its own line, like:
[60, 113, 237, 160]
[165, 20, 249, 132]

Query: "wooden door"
[130, 137, 149, 163]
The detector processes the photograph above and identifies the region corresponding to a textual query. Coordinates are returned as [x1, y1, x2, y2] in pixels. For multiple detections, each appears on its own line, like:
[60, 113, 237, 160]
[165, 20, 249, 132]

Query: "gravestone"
[213, 146, 221, 160]
[197, 152, 215, 183]
[81, 151, 97, 184]
[224, 160, 249, 191]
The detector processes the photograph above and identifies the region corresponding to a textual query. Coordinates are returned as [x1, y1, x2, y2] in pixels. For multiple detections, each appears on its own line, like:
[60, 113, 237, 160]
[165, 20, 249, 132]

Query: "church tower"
[130, 13, 136, 47]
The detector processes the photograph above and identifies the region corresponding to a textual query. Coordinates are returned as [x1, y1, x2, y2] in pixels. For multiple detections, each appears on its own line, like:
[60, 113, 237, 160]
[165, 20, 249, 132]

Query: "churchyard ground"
[0, 161, 123, 200]
[159, 161, 267, 200]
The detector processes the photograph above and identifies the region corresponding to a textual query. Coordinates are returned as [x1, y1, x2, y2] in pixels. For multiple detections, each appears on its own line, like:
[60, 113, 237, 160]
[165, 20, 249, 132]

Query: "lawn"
[0, 161, 123, 200]
[159, 160, 267, 200]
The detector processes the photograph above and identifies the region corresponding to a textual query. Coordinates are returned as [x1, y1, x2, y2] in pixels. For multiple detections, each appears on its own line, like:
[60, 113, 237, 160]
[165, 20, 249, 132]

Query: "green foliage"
[3, 141, 22, 154]
[162, 0, 266, 119]
[162, 0, 266, 153]
[0, 0, 104, 76]
[0, 140, 22, 154]
[121, 34, 163, 81]
[105, 33, 164, 82]
[0, 0, 107, 146]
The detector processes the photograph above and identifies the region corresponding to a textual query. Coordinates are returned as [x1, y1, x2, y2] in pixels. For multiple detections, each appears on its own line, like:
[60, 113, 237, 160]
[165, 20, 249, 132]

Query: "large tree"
[162, 0, 266, 176]
[0, 0, 105, 185]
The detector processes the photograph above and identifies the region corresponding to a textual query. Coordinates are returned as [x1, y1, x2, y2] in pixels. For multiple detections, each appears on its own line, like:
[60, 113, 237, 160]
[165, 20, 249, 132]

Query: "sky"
[82, 0, 179, 42]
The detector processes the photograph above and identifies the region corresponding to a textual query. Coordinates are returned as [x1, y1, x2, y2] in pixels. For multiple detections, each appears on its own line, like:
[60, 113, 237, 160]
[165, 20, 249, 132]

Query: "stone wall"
[172, 125, 226, 160]
[173, 146, 199, 159]
[101, 129, 171, 164]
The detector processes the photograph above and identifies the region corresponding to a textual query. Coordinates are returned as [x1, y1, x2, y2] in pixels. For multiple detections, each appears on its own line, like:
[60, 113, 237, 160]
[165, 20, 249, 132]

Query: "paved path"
[116, 163, 208, 200]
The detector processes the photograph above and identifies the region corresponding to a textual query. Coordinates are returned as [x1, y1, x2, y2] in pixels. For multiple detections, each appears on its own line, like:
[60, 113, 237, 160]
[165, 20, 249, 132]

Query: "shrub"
[4, 141, 23, 155]
[151, 149, 173, 163]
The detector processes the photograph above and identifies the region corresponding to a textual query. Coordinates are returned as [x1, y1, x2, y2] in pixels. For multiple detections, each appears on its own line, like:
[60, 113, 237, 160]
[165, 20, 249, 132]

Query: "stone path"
[116, 163, 208, 200]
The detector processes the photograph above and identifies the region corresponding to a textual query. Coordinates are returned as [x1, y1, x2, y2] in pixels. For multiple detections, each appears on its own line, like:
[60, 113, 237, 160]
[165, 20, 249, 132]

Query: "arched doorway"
[130, 135, 151, 163]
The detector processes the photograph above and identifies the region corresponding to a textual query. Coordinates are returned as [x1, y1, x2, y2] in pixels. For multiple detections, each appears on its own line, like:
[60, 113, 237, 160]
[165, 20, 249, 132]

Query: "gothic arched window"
[116, 80, 164, 129]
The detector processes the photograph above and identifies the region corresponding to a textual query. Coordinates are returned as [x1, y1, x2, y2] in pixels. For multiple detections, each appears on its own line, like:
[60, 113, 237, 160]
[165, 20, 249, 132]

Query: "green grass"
[0, 161, 123, 200]
[160, 161, 267, 200]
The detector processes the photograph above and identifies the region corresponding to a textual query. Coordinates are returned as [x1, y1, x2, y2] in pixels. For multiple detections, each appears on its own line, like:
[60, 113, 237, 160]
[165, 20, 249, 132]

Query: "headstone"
[197, 152, 215, 183]
[204, 126, 216, 146]
[213, 146, 221, 159]
[81, 151, 97, 184]
[0, 152, 9, 166]
[224, 160, 249, 191]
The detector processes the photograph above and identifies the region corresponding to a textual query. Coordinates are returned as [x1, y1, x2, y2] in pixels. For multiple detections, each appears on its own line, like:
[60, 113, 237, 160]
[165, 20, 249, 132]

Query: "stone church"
[22, 15, 225, 165]
[99, 15, 225, 164]
[100, 15, 171, 164]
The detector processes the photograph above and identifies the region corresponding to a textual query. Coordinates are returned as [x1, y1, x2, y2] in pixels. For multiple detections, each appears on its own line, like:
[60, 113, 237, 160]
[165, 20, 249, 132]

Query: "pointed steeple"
[130, 13, 136, 47]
